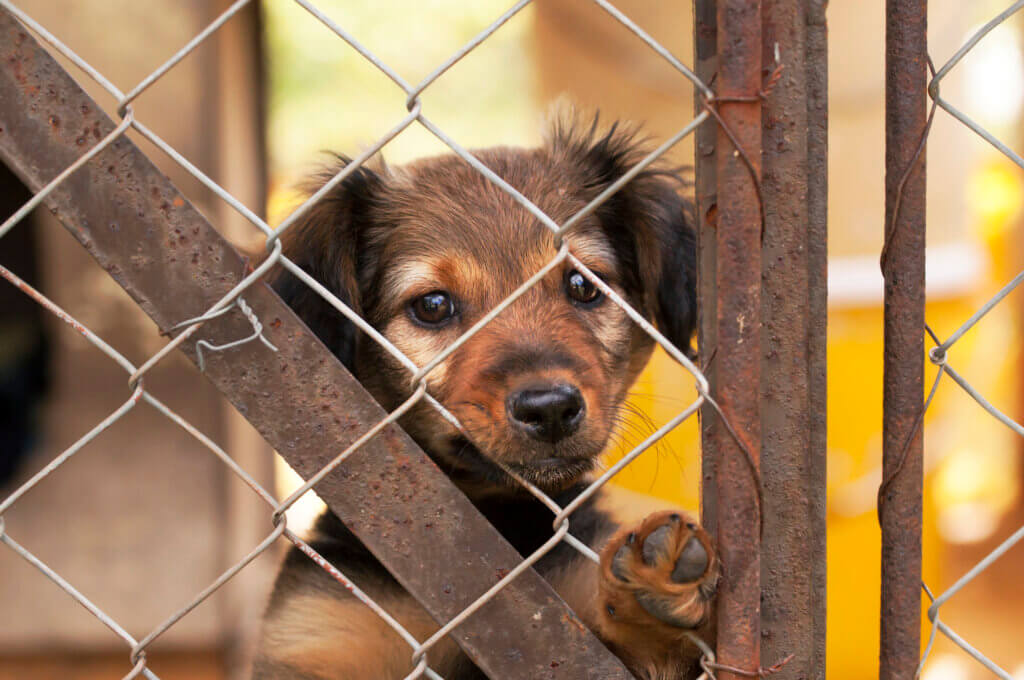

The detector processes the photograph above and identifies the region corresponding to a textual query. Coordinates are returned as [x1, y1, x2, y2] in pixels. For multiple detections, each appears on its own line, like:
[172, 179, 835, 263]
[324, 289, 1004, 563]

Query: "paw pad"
[600, 510, 718, 631]
[671, 536, 709, 583]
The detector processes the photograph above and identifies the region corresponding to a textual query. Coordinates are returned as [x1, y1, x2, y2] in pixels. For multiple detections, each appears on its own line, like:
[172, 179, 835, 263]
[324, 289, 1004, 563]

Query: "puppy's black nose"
[507, 384, 585, 443]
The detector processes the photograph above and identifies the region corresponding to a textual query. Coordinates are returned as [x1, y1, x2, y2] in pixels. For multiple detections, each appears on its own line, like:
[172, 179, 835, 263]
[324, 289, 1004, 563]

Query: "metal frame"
[760, 1, 828, 678]
[696, 1, 828, 677]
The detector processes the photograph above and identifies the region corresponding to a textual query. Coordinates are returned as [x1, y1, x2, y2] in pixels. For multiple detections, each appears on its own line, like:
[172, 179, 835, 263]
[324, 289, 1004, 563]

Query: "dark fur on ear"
[546, 114, 698, 356]
[272, 158, 385, 371]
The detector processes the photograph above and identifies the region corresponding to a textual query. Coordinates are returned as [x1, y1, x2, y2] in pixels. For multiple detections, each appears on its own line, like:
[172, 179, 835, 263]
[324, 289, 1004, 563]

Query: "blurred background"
[1, 1, 1023, 679]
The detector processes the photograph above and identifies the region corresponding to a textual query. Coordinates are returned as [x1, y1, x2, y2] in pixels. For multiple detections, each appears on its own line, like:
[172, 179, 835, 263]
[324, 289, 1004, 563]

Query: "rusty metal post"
[880, 0, 927, 679]
[805, 1, 829, 673]
[695, 0, 719, 538]
[758, 0, 827, 677]
[0, 12, 635, 678]
[705, 1, 763, 677]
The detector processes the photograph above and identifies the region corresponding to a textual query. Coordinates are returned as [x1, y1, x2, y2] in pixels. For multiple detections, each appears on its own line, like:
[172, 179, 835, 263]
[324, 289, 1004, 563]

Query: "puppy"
[254, 116, 719, 680]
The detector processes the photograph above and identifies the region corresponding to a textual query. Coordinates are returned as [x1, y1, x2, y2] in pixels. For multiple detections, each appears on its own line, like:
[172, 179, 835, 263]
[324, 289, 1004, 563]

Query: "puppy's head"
[275, 117, 696, 494]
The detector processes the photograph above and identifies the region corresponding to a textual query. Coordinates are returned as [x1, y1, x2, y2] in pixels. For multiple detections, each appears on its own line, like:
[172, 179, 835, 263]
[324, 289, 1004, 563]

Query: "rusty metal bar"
[711, 1, 763, 678]
[0, 11, 633, 678]
[880, 0, 927, 678]
[805, 1, 829, 674]
[758, 0, 827, 677]
[695, 0, 719, 538]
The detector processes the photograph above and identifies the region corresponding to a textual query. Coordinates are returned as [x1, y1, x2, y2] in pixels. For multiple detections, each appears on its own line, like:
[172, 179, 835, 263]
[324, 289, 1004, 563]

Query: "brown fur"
[259, 114, 713, 679]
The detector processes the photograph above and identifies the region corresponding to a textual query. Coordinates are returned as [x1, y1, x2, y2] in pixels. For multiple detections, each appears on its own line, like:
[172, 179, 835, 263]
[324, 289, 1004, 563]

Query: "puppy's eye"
[565, 269, 603, 306]
[410, 291, 456, 326]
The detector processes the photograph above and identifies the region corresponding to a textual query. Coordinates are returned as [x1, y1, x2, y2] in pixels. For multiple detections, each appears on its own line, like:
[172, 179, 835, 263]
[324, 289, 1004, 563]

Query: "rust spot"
[705, 202, 718, 229]
[172, 196, 185, 207]
[560, 612, 587, 633]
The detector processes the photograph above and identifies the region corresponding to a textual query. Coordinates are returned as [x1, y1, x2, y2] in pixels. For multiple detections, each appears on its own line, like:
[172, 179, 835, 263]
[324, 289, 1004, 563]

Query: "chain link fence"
[881, 2, 1024, 679]
[917, 4, 1024, 678]
[0, 2, 791, 678]
[8, 1, 1024, 678]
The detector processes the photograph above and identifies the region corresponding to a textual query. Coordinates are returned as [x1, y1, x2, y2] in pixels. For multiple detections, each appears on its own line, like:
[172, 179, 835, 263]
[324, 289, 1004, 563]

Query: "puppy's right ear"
[273, 159, 384, 372]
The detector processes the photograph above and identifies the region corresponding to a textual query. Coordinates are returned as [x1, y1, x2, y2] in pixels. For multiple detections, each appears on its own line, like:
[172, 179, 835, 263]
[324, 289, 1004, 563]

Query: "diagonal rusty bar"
[0, 10, 632, 678]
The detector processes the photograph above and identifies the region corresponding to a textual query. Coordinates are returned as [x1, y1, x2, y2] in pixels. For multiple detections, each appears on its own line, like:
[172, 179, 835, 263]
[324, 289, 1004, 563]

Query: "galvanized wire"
[0, 1, 745, 677]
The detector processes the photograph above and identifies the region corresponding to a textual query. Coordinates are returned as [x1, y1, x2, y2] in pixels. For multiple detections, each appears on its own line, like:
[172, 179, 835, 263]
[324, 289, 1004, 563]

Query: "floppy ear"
[639, 181, 698, 358]
[547, 115, 699, 356]
[272, 159, 385, 372]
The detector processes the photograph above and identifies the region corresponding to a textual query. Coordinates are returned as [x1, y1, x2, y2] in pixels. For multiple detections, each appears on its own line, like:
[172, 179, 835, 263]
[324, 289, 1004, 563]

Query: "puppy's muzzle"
[506, 383, 585, 443]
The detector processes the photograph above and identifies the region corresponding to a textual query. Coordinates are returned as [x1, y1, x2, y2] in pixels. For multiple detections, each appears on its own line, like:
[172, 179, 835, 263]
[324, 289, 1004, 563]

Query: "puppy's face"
[276, 119, 696, 494]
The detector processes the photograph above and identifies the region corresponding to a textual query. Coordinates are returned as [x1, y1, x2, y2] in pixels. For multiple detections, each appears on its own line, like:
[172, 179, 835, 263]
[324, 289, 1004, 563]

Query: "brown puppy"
[255, 116, 718, 680]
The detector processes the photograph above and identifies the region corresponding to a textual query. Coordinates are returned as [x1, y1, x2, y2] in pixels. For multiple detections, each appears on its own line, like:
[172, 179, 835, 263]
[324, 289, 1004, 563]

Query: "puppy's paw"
[599, 510, 718, 633]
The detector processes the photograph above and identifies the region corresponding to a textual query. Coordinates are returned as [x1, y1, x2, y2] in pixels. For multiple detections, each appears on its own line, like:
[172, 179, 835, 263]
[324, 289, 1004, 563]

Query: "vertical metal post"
[805, 1, 829, 674]
[759, 0, 827, 678]
[695, 0, 719, 538]
[881, 1, 927, 678]
[703, 1, 763, 676]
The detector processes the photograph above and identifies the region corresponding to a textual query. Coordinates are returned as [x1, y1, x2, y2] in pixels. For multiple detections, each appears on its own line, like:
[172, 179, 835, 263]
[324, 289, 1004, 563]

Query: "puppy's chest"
[473, 487, 614, 572]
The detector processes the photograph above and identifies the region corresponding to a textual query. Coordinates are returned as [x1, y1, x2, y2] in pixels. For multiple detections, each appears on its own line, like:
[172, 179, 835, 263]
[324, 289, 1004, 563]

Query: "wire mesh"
[0, 1, 767, 677]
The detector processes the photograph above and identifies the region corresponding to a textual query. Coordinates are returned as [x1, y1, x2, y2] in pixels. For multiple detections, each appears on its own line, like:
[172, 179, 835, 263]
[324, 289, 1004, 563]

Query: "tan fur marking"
[261, 594, 462, 679]
[594, 485, 677, 526]
[382, 318, 451, 387]
[382, 258, 447, 305]
[564, 233, 618, 280]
